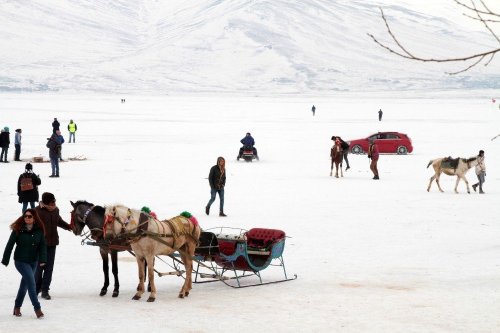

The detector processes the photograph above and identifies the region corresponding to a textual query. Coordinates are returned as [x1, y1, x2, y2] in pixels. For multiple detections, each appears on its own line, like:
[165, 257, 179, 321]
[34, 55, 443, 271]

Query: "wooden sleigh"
[166, 227, 297, 288]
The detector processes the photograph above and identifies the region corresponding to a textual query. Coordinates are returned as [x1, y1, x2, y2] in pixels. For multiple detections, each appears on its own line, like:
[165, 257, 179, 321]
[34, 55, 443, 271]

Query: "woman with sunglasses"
[2, 209, 47, 318]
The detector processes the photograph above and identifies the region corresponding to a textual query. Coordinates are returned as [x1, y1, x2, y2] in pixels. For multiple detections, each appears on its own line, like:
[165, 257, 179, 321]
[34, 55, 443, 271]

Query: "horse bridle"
[104, 207, 135, 238]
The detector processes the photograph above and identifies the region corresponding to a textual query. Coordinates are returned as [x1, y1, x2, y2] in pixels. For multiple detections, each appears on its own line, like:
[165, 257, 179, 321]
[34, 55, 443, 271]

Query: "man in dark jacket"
[18, 163, 42, 213]
[206, 157, 227, 217]
[35, 192, 72, 299]
[238, 132, 259, 160]
[51, 118, 60, 134]
[0, 126, 10, 162]
[46, 133, 61, 177]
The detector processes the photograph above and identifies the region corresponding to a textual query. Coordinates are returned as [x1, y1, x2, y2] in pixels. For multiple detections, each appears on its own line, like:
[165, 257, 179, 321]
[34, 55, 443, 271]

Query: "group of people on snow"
[0, 118, 77, 165]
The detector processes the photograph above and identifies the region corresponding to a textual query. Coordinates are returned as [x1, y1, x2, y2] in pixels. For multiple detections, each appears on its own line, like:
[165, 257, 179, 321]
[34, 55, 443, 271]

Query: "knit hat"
[42, 192, 56, 205]
[4, 126, 9, 132]
[25, 163, 33, 171]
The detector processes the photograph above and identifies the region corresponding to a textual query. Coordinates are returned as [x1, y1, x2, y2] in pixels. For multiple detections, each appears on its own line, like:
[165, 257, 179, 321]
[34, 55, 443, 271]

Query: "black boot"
[205, 206, 209, 215]
[219, 212, 227, 217]
[472, 184, 478, 192]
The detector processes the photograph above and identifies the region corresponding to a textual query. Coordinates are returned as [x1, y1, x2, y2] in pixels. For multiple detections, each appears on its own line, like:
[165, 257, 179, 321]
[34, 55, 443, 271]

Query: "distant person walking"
[311, 105, 316, 116]
[378, 109, 383, 121]
[14, 129, 22, 161]
[67, 120, 77, 143]
[51, 118, 60, 134]
[368, 140, 379, 180]
[0, 126, 11, 163]
[206, 157, 227, 217]
[2, 209, 47, 319]
[46, 133, 61, 177]
[472, 150, 486, 194]
[18, 163, 41, 213]
[35, 192, 72, 300]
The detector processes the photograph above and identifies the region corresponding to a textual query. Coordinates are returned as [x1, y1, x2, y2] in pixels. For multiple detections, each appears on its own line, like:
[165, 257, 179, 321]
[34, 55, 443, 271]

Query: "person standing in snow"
[18, 163, 42, 213]
[51, 118, 60, 134]
[206, 157, 227, 217]
[14, 129, 22, 161]
[67, 120, 77, 143]
[368, 140, 379, 180]
[35, 192, 72, 300]
[472, 150, 486, 194]
[378, 109, 383, 121]
[0, 126, 11, 163]
[312, 105, 316, 116]
[55, 130, 65, 162]
[46, 133, 61, 177]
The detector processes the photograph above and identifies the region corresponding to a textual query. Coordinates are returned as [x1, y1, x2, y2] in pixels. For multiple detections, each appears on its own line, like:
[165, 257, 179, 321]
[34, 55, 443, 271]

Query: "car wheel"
[351, 145, 363, 154]
[397, 146, 408, 155]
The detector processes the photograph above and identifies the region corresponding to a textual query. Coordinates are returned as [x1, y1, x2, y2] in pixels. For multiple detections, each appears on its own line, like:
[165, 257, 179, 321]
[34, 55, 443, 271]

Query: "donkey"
[104, 205, 201, 302]
[330, 142, 344, 178]
[426, 157, 478, 193]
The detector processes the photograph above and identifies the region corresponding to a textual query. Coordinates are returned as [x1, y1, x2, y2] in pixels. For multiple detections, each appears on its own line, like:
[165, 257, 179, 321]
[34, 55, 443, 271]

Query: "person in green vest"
[67, 119, 77, 143]
[2, 209, 47, 318]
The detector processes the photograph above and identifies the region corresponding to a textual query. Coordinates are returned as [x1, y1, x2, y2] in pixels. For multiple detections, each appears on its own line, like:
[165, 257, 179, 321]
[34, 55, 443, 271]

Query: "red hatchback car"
[348, 132, 413, 155]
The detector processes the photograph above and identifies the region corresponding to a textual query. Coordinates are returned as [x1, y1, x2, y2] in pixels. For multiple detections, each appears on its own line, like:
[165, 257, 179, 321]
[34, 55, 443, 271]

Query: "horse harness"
[105, 208, 199, 249]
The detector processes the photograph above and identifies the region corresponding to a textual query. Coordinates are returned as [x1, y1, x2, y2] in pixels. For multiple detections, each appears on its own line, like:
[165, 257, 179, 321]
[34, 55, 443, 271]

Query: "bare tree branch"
[369, 1, 500, 74]
[454, 0, 499, 16]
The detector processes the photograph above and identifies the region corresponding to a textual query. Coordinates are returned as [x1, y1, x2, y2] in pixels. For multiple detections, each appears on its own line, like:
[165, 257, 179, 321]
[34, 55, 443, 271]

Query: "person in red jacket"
[368, 140, 379, 180]
[35, 192, 72, 300]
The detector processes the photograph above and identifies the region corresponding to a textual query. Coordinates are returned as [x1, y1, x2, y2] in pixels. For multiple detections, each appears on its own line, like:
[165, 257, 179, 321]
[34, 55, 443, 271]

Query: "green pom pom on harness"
[180, 211, 192, 218]
[141, 206, 151, 214]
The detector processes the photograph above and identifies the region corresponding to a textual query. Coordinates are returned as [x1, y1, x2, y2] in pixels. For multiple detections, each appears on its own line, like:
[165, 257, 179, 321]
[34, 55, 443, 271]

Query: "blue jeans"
[36, 246, 56, 293]
[207, 188, 224, 213]
[22, 202, 36, 213]
[50, 157, 59, 176]
[14, 261, 41, 310]
[69, 132, 75, 143]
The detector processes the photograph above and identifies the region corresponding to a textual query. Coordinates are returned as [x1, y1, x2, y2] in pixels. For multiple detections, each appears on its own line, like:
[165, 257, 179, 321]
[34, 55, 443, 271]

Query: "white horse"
[426, 157, 478, 193]
[104, 205, 201, 301]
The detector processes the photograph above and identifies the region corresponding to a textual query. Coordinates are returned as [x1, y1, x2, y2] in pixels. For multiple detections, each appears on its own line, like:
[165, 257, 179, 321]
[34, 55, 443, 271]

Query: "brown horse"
[427, 156, 478, 193]
[104, 205, 201, 302]
[330, 142, 343, 178]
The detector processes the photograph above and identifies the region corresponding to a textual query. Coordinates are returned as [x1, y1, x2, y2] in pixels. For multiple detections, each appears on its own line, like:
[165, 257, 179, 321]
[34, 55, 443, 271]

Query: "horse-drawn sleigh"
[70, 201, 296, 301]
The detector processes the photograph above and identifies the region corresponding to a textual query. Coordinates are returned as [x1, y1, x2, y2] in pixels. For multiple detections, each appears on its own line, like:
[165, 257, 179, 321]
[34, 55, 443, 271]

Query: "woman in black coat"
[17, 163, 42, 213]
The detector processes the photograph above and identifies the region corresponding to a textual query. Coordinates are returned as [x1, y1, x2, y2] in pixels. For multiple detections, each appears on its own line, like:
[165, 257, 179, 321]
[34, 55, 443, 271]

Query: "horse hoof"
[99, 290, 107, 296]
[132, 295, 141, 300]
[147, 297, 155, 302]
[112, 291, 119, 297]
[185, 291, 189, 297]
[178, 294, 185, 299]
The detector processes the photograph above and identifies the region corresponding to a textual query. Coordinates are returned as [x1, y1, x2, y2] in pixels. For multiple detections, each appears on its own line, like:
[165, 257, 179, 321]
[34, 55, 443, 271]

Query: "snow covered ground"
[0, 94, 499, 332]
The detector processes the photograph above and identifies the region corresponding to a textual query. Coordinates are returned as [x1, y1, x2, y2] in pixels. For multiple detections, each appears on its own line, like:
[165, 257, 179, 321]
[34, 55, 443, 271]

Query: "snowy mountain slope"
[1, 0, 499, 94]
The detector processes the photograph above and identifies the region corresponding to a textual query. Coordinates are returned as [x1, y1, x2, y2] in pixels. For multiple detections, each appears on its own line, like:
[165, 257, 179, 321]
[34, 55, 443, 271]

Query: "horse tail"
[426, 160, 433, 168]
